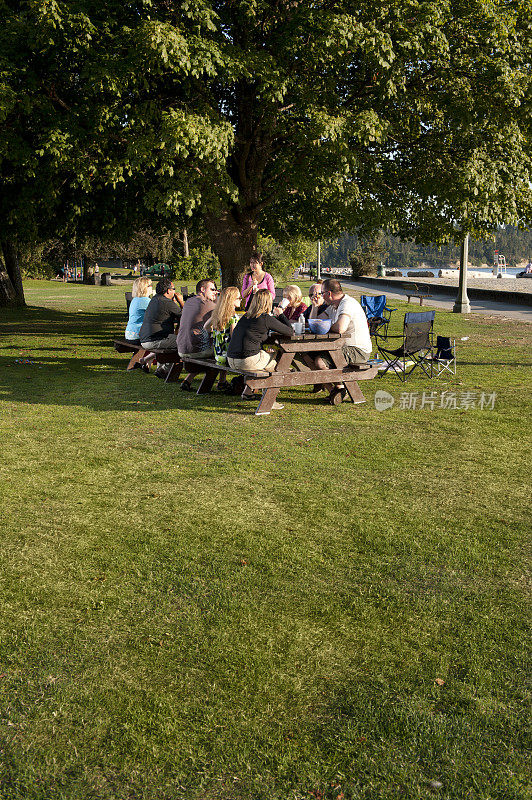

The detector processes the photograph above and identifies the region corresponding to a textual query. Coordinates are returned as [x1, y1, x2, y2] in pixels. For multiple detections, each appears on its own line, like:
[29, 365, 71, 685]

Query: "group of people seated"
[125, 251, 371, 406]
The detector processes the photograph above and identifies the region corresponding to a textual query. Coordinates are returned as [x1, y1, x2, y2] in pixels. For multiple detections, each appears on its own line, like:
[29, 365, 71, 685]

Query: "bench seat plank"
[181, 357, 270, 379]
[113, 338, 140, 354]
[245, 365, 378, 390]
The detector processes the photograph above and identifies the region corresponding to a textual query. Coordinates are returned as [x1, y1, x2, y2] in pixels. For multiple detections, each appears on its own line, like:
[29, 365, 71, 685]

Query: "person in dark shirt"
[227, 289, 293, 406]
[139, 278, 184, 349]
[138, 278, 184, 376]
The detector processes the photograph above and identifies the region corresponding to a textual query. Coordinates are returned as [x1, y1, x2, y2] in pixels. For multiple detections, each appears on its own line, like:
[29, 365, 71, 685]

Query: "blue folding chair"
[377, 311, 435, 381]
[360, 295, 396, 341]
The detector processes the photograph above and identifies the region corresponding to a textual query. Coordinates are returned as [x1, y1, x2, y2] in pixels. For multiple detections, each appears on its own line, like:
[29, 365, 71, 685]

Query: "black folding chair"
[377, 311, 435, 381]
[433, 336, 456, 377]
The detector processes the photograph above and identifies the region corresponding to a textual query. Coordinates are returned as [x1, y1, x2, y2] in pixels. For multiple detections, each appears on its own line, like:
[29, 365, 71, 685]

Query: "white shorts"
[227, 351, 276, 373]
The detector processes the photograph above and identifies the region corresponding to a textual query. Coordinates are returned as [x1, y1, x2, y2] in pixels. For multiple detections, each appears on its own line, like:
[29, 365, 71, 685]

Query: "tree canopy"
[102, 0, 532, 282]
[1, 0, 531, 300]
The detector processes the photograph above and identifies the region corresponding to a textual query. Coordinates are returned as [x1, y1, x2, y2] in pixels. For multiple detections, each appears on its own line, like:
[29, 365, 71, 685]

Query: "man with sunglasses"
[303, 281, 327, 321]
[176, 279, 218, 390]
[309, 278, 372, 404]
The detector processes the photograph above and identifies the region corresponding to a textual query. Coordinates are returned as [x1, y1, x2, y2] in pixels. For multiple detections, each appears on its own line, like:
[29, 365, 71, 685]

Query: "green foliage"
[1, 0, 531, 295]
[348, 233, 388, 278]
[258, 234, 316, 285]
[19, 261, 56, 280]
[171, 247, 220, 283]
[325, 226, 532, 271]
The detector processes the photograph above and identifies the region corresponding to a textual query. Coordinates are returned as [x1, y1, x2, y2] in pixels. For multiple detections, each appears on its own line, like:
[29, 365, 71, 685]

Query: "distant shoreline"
[394, 274, 532, 294]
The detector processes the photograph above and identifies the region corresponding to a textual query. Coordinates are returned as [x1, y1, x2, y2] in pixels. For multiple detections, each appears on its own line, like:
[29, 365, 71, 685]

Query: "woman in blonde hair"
[204, 286, 241, 365]
[227, 288, 293, 404]
[275, 284, 307, 322]
[202, 286, 241, 390]
[125, 277, 153, 341]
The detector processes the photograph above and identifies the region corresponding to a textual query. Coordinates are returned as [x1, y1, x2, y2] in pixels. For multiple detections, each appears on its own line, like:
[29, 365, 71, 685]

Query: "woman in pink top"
[241, 251, 275, 308]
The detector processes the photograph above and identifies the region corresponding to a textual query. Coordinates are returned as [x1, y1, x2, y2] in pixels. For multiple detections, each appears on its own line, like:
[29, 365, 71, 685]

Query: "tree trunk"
[183, 228, 189, 258]
[205, 209, 257, 287]
[0, 239, 25, 307]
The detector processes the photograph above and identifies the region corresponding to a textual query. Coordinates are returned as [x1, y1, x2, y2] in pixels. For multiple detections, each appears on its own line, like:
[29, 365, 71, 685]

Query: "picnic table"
[183, 330, 378, 415]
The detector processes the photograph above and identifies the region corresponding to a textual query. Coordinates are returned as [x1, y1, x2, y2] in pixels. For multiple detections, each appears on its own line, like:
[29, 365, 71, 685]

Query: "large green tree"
[1, 0, 531, 300]
[0, 0, 93, 304]
[105, 0, 531, 284]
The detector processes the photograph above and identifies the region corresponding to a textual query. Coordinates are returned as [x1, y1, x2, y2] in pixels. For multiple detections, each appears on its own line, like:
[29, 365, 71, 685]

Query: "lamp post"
[317, 240, 321, 280]
[453, 233, 471, 314]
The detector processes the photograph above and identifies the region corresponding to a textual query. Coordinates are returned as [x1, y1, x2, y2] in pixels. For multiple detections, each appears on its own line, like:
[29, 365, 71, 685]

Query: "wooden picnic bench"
[182, 331, 378, 415]
[112, 338, 184, 382]
[114, 330, 379, 415]
[403, 283, 432, 305]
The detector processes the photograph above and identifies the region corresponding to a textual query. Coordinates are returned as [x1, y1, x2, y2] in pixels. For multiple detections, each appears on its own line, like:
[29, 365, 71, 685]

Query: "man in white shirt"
[309, 278, 372, 404]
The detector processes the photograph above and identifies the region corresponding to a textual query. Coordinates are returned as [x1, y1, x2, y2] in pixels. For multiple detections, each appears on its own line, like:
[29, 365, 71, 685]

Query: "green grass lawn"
[0, 280, 530, 800]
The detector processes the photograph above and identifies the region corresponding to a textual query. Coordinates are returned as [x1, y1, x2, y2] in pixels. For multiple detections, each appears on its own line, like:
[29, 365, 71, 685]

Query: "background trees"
[323, 226, 532, 273]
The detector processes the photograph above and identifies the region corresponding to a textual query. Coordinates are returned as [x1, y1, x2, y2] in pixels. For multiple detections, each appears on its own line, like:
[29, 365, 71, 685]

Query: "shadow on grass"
[0, 304, 125, 333]
[0, 354, 258, 415]
[0, 353, 353, 416]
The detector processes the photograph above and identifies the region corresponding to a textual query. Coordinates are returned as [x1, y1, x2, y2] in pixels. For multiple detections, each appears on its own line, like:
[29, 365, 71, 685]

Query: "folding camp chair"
[377, 310, 435, 381]
[432, 336, 456, 377]
[360, 295, 396, 340]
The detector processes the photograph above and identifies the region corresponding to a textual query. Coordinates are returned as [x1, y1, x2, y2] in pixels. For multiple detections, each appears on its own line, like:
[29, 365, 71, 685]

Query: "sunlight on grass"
[0, 280, 530, 800]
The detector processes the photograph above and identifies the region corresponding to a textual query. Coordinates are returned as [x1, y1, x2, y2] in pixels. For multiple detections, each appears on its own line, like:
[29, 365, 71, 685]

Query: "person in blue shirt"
[125, 277, 153, 341]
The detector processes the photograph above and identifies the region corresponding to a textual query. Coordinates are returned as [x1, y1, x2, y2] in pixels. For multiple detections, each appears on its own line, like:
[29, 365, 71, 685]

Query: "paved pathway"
[345, 280, 531, 323]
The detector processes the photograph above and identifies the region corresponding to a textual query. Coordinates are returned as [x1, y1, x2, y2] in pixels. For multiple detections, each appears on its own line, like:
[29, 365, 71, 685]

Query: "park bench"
[403, 283, 432, 305]
[113, 338, 146, 371]
[180, 357, 270, 394]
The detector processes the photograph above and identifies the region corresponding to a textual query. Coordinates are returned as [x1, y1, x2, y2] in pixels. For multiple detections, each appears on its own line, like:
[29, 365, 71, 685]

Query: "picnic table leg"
[165, 361, 183, 383]
[252, 351, 294, 415]
[196, 366, 220, 394]
[272, 351, 295, 372]
[255, 387, 281, 415]
[329, 349, 366, 404]
[343, 378, 366, 404]
[126, 348, 148, 371]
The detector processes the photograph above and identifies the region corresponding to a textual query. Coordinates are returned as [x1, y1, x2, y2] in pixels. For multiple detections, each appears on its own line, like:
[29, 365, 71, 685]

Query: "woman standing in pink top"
[241, 251, 275, 309]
